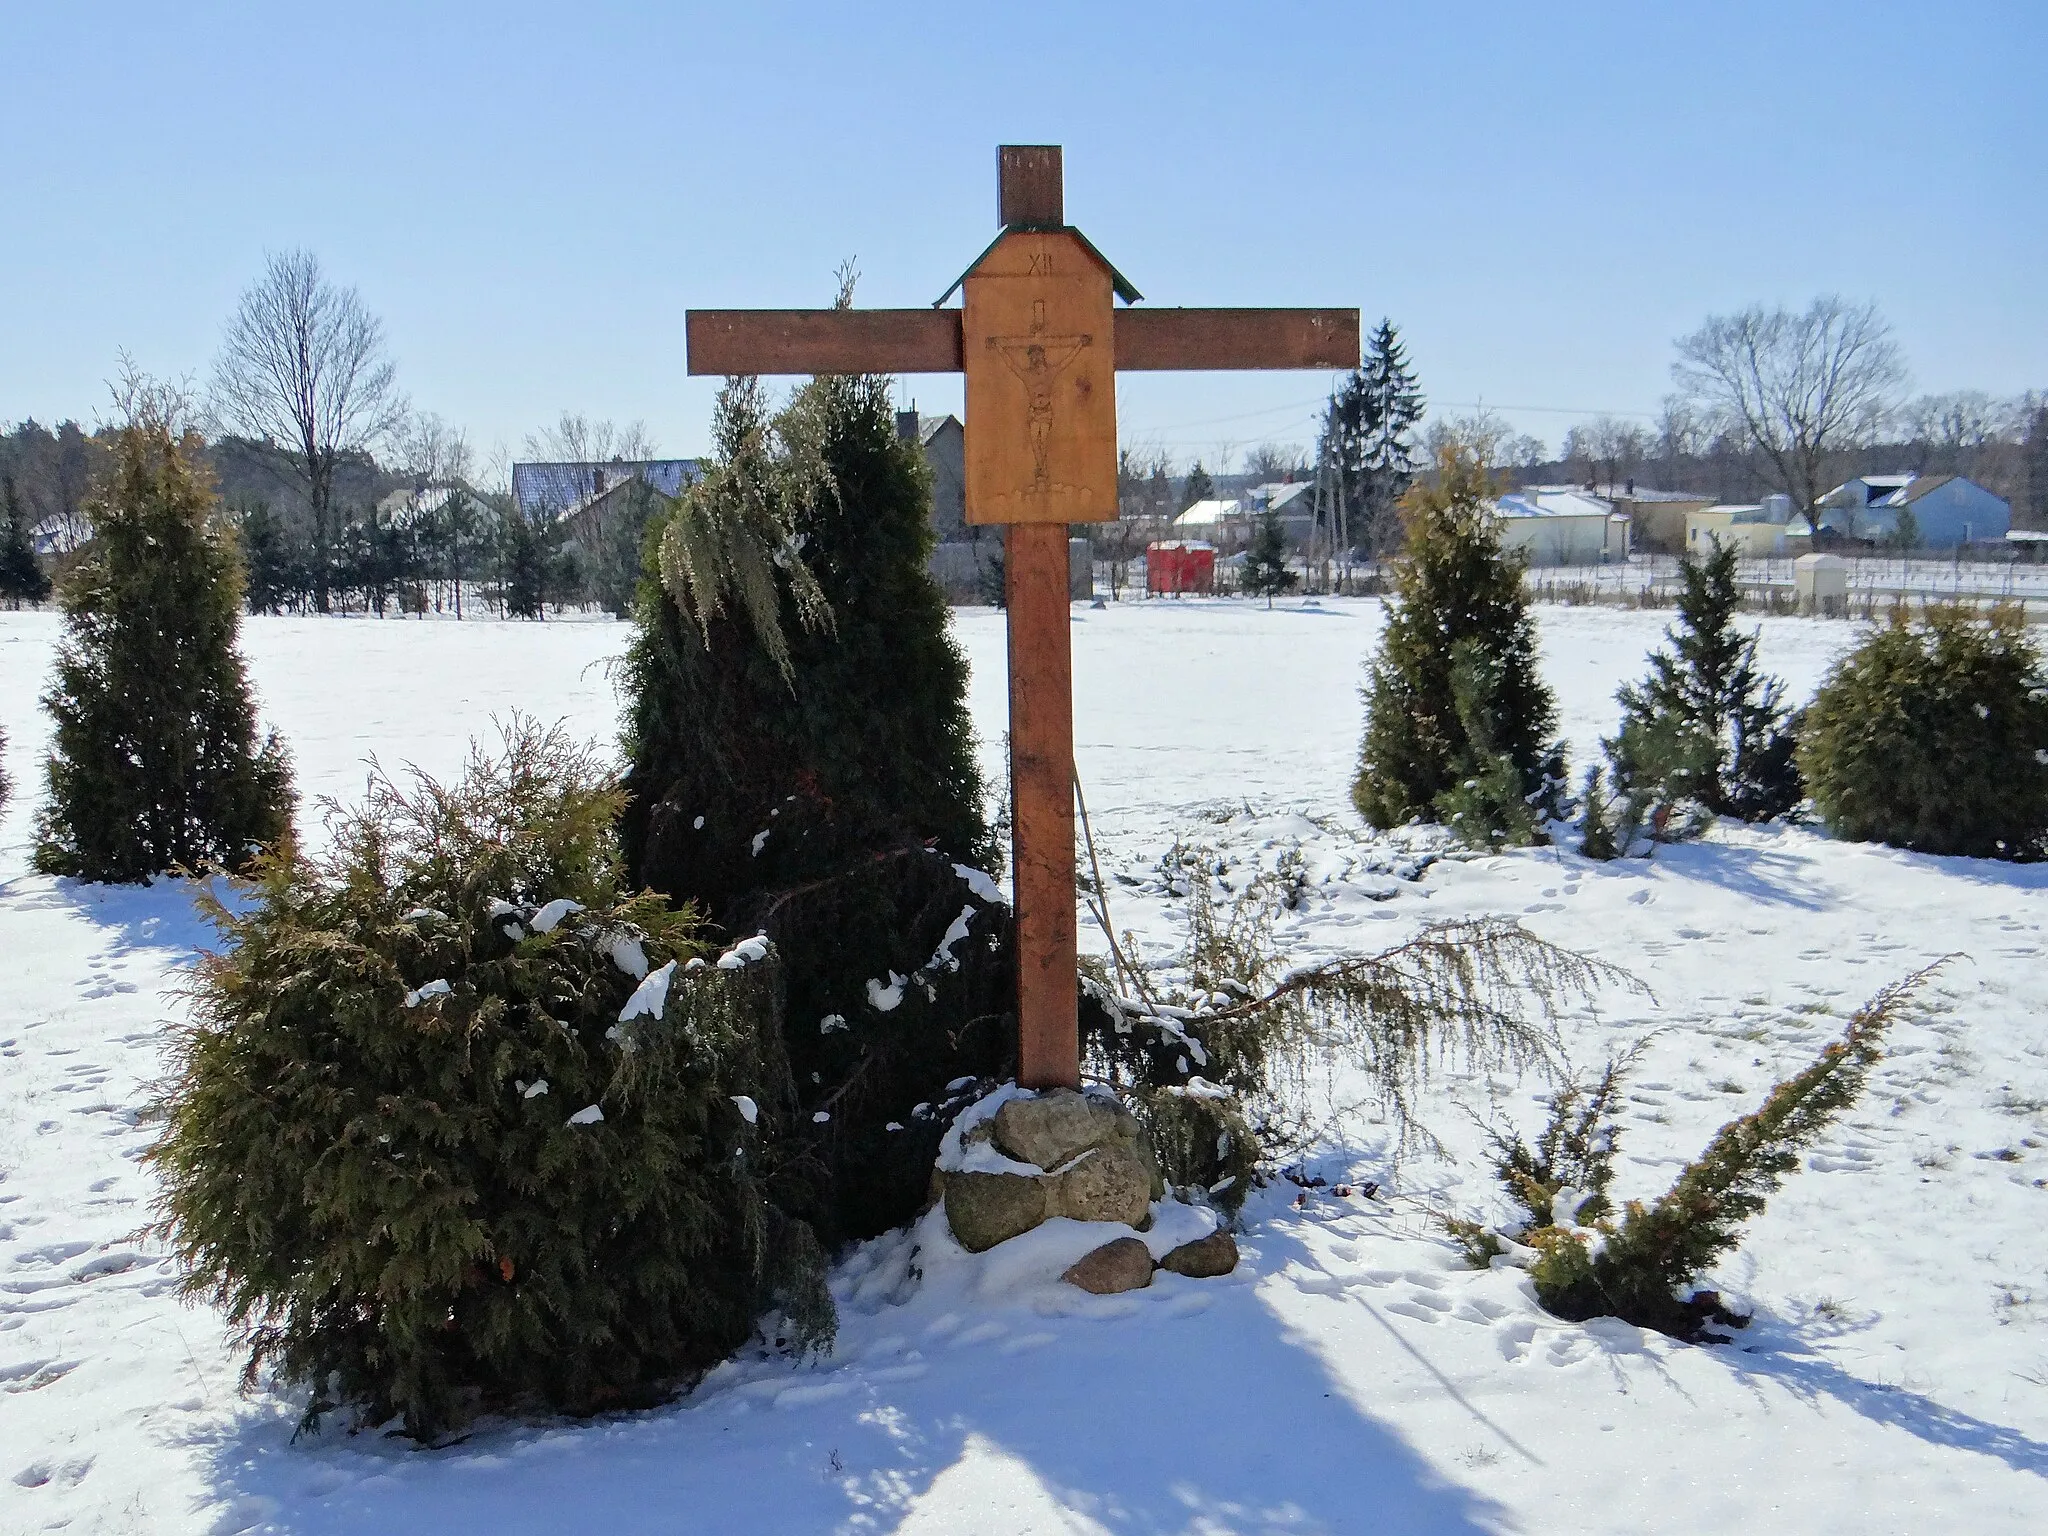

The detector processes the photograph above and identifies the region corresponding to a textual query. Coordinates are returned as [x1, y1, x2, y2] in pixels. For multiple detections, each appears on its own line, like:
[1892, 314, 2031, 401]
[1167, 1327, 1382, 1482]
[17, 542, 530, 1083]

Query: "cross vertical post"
[994, 147, 1083, 1089]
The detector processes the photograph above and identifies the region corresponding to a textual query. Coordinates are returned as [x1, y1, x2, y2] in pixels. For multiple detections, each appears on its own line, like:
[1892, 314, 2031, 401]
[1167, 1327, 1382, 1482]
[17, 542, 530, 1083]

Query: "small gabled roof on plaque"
[932, 226, 1143, 309]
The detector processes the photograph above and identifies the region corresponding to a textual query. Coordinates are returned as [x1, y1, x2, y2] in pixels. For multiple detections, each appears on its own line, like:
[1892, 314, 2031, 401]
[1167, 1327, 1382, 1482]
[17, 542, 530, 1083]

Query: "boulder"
[1158, 1229, 1239, 1279]
[1061, 1236, 1155, 1295]
[992, 1088, 1135, 1171]
[1048, 1145, 1153, 1228]
[943, 1171, 1048, 1253]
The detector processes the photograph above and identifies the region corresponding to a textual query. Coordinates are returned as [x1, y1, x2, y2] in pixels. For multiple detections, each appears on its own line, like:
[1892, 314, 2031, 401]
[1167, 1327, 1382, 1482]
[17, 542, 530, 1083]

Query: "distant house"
[375, 483, 493, 528]
[897, 412, 968, 541]
[1247, 481, 1318, 543]
[1491, 488, 1630, 565]
[1598, 486, 1715, 555]
[1816, 474, 2010, 548]
[1172, 498, 1250, 550]
[1686, 496, 1796, 557]
[511, 459, 698, 523]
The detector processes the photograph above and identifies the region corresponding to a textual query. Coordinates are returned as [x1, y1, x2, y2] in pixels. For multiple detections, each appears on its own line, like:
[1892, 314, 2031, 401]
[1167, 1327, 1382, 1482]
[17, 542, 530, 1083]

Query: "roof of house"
[917, 413, 962, 447]
[1173, 498, 1244, 528]
[1878, 474, 1957, 506]
[1496, 489, 1623, 521]
[1251, 481, 1315, 512]
[511, 459, 697, 516]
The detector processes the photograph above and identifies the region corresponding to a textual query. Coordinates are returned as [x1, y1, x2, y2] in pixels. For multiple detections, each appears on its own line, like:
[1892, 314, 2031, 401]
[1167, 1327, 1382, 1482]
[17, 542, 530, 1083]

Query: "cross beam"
[686, 145, 1359, 1092]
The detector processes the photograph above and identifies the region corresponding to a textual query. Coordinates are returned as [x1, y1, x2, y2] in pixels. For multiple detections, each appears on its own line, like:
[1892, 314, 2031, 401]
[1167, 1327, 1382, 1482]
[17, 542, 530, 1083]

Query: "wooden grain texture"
[1113, 308, 1361, 370]
[1005, 523, 1080, 1091]
[998, 144, 1064, 228]
[962, 230, 1118, 525]
[685, 309, 963, 376]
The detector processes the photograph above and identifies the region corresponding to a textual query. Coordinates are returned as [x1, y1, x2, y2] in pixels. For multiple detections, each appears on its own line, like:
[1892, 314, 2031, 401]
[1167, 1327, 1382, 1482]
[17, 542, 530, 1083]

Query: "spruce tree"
[1319, 320, 1426, 560]
[620, 369, 1010, 1244]
[234, 501, 296, 615]
[1181, 460, 1215, 510]
[0, 473, 51, 607]
[1358, 319, 1426, 554]
[35, 391, 293, 882]
[1354, 444, 1561, 843]
[1240, 505, 1296, 607]
[500, 506, 549, 618]
[1607, 540, 1800, 824]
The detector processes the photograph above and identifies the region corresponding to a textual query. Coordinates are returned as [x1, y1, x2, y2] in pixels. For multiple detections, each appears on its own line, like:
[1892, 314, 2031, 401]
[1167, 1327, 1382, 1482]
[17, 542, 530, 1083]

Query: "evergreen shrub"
[621, 370, 1011, 1245]
[1607, 541, 1800, 827]
[147, 722, 829, 1440]
[1797, 603, 2048, 859]
[35, 395, 293, 881]
[1, 472, 52, 607]
[1354, 445, 1564, 846]
[1457, 970, 1935, 1337]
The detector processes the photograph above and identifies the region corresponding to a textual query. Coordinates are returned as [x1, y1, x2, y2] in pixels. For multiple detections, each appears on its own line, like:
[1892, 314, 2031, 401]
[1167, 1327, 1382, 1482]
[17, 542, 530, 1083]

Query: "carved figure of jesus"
[987, 300, 1091, 491]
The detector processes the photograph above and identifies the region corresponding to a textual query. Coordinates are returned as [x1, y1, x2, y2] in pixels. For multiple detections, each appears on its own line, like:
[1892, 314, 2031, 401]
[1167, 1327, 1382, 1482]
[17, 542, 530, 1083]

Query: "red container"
[1146, 541, 1215, 595]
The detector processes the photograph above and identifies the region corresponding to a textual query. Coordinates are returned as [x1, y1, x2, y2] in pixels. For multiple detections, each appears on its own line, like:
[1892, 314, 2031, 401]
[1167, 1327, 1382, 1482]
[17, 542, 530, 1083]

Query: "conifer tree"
[1319, 320, 1426, 558]
[0, 473, 51, 607]
[234, 501, 296, 615]
[1180, 460, 1215, 510]
[1607, 540, 1800, 824]
[499, 506, 549, 618]
[621, 367, 1010, 1244]
[1354, 444, 1561, 843]
[35, 379, 293, 882]
[1239, 505, 1296, 607]
[1357, 319, 1426, 554]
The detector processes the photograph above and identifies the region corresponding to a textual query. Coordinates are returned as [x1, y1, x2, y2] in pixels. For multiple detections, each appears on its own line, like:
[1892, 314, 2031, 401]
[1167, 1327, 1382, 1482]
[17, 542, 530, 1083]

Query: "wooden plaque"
[962, 230, 1117, 525]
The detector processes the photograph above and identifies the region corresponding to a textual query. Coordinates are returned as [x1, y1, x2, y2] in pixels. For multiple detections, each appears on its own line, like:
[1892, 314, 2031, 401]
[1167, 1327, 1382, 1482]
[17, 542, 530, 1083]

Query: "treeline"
[0, 418, 661, 619]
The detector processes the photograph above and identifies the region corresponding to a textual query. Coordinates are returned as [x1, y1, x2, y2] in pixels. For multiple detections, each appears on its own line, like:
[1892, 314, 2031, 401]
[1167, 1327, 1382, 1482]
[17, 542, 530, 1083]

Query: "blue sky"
[3, 1, 2041, 473]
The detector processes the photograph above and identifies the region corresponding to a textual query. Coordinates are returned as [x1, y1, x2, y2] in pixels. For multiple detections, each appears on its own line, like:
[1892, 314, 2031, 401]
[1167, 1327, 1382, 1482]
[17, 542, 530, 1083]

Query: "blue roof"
[512, 459, 698, 517]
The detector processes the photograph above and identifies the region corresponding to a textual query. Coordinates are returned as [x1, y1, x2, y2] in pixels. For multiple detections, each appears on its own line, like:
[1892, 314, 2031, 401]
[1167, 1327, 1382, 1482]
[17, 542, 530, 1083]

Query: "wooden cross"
[688, 145, 1358, 1092]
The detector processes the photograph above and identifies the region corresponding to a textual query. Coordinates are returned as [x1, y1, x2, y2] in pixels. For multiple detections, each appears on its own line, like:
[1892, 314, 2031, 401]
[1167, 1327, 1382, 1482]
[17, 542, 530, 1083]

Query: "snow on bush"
[144, 719, 829, 1439]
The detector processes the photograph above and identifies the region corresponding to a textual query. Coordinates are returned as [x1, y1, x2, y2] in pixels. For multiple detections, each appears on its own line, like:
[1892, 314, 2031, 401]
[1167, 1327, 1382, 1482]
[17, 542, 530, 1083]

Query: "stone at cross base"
[934, 1084, 1237, 1294]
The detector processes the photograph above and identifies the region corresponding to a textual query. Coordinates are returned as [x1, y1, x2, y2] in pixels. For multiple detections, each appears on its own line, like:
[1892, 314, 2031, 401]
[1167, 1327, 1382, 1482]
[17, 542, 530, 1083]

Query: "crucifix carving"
[687, 145, 1358, 1092]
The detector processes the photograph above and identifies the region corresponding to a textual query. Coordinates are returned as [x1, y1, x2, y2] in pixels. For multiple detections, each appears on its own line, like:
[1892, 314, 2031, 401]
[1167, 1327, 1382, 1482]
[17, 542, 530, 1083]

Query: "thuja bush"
[1083, 848, 1624, 1212]
[36, 383, 292, 881]
[1355, 444, 1564, 847]
[1798, 603, 2048, 860]
[147, 721, 829, 1440]
[1457, 970, 1935, 1338]
[620, 366, 1011, 1245]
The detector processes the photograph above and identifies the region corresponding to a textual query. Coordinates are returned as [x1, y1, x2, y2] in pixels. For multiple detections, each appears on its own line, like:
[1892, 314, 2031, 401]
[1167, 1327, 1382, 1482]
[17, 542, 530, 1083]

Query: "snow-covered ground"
[4, 598, 2047, 1534]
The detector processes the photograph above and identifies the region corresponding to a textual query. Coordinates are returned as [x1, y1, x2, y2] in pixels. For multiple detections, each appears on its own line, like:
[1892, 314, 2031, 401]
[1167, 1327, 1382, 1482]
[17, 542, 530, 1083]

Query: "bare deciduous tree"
[210, 251, 406, 610]
[1673, 297, 1906, 530]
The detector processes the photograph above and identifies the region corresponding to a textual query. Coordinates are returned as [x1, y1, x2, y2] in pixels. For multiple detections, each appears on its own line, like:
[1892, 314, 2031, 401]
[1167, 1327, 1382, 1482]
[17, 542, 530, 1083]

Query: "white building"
[1491, 488, 1630, 566]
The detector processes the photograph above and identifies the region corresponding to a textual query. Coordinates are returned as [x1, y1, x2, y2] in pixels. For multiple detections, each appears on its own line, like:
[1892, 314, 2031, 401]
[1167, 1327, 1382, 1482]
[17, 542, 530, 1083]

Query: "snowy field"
[4, 598, 2048, 1534]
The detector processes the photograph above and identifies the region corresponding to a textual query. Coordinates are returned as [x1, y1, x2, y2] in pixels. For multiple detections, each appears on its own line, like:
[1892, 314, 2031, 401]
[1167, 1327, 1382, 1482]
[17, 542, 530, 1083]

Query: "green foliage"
[146, 722, 829, 1440]
[1884, 504, 1921, 552]
[657, 375, 830, 681]
[498, 507, 564, 620]
[234, 500, 298, 615]
[1608, 542, 1801, 825]
[1083, 848, 1627, 1210]
[1354, 445, 1563, 846]
[35, 409, 293, 882]
[1797, 603, 2048, 859]
[621, 369, 1008, 1244]
[1180, 460, 1215, 511]
[1486, 969, 1936, 1338]
[1320, 319, 1426, 556]
[1, 472, 52, 606]
[1239, 506, 1297, 607]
